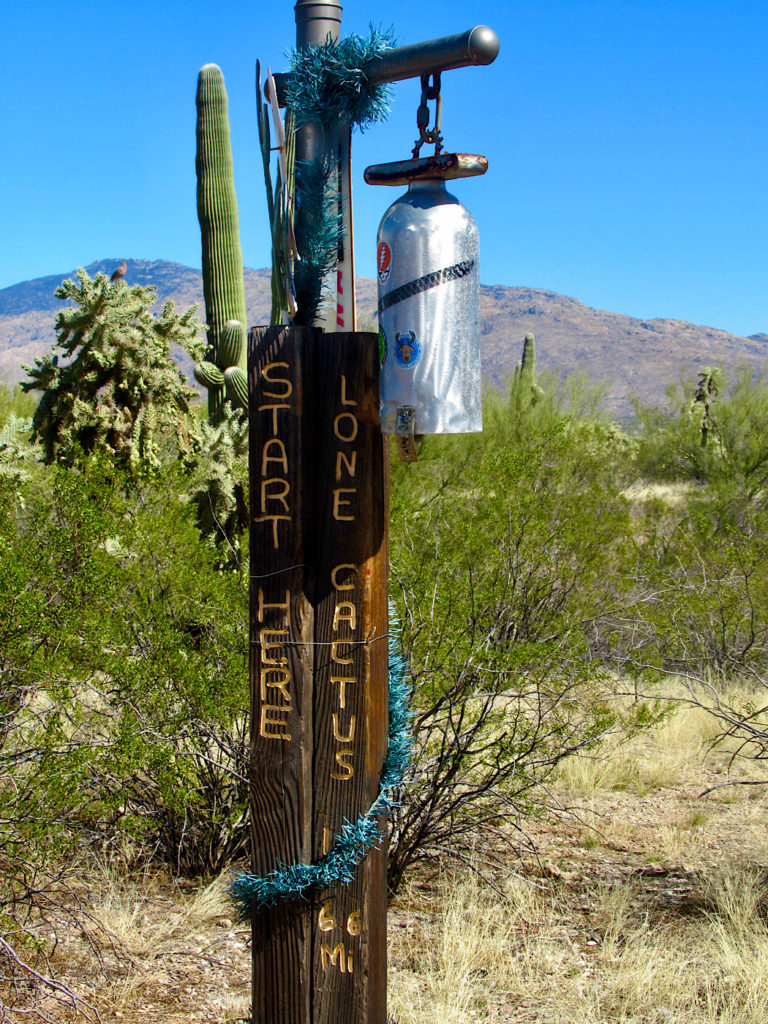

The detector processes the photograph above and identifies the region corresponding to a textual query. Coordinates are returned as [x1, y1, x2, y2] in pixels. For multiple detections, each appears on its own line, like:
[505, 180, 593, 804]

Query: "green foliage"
[21, 269, 202, 470]
[189, 406, 250, 560]
[633, 366, 768, 496]
[387, 381, 636, 888]
[626, 488, 768, 680]
[195, 63, 248, 421]
[0, 458, 249, 877]
[0, 376, 37, 426]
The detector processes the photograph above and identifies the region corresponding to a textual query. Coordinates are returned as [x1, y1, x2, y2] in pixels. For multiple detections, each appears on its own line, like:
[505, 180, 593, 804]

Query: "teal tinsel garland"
[287, 27, 395, 132]
[229, 611, 412, 916]
[285, 27, 395, 324]
[292, 156, 343, 326]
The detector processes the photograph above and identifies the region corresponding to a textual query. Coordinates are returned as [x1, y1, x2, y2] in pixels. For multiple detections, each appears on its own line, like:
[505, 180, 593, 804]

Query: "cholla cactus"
[0, 414, 37, 481]
[22, 269, 201, 470]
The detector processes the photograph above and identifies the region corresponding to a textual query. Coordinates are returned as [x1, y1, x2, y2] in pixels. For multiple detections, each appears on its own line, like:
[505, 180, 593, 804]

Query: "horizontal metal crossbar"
[270, 24, 499, 106]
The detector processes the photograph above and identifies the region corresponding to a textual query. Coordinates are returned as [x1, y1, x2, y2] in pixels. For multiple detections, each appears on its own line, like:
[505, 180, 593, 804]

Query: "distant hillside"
[2, 258, 766, 419]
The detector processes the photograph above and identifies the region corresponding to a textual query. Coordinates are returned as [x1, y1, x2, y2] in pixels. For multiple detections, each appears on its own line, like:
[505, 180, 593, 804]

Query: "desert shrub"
[386, 382, 643, 889]
[633, 366, 768, 497]
[0, 376, 36, 427]
[0, 458, 249, 878]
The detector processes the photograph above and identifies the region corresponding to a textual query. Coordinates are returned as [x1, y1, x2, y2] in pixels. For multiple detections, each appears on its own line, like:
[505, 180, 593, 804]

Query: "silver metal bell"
[366, 153, 486, 446]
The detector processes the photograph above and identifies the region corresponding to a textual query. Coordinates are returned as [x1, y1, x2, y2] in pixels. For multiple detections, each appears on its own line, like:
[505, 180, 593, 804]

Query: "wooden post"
[249, 325, 388, 1024]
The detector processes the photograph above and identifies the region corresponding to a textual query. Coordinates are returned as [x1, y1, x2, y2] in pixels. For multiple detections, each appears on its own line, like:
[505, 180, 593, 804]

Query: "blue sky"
[3, 0, 767, 336]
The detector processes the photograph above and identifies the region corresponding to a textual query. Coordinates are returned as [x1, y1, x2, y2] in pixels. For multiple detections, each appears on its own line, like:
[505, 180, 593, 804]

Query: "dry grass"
[388, 861, 768, 1024]
[386, 693, 768, 1023]
[5, 694, 768, 1023]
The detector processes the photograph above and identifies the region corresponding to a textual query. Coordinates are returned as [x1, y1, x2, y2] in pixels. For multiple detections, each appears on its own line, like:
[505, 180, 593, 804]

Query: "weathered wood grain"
[249, 327, 388, 1024]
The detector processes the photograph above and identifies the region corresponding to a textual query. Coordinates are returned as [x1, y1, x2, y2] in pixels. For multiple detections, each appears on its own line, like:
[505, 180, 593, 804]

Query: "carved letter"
[333, 488, 356, 522]
[331, 640, 354, 666]
[260, 667, 291, 703]
[339, 374, 357, 407]
[333, 602, 357, 632]
[335, 449, 357, 482]
[331, 750, 355, 780]
[261, 478, 291, 513]
[318, 901, 336, 932]
[261, 437, 288, 476]
[259, 704, 291, 741]
[332, 713, 356, 744]
[261, 362, 292, 399]
[347, 910, 362, 937]
[257, 403, 290, 435]
[253, 514, 291, 550]
[333, 412, 358, 444]
[330, 676, 356, 710]
[256, 589, 290, 623]
[331, 564, 355, 590]
[320, 942, 346, 973]
[259, 629, 289, 666]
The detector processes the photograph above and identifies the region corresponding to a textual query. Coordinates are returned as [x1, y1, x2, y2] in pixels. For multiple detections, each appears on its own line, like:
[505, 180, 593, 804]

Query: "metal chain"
[412, 71, 443, 157]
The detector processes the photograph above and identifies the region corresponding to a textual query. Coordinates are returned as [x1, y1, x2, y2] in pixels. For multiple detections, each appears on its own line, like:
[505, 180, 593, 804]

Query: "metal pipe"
[295, 0, 342, 48]
[294, 0, 342, 164]
[272, 24, 499, 107]
[367, 25, 499, 83]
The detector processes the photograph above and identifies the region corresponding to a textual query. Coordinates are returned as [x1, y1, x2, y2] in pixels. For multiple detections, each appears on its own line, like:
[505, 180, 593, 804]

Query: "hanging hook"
[412, 71, 443, 158]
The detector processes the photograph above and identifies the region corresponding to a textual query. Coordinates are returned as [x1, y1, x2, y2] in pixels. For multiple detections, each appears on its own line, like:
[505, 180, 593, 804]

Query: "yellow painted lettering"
[339, 374, 357, 407]
[331, 750, 355, 780]
[256, 589, 290, 623]
[318, 901, 336, 932]
[330, 564, 355, 590]
[332, 488, 356, 521]
[261, 437, 288, 476]
[253, 514, 291, 550]
[320, 942, 346, 973]
[330, 676, 356, 709]
[335, 449, 357, 482]
[260, 667, 291, 703]
[333, 412, 358, 444]
[347, 910, 362, 937]
[331, 640, 354, 665]
[259, 629, 289, 666]
[261, 478, 291, 513]
[259, 704, 291, 741]
[257, 403, 290, 435]
[261, 362, 292, 399]
[332, 713, 356, 743]
[333, 602, 357, 632]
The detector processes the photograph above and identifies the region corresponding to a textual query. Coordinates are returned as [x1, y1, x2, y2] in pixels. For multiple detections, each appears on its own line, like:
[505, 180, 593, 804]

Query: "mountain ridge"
[2, 258, 765, 419]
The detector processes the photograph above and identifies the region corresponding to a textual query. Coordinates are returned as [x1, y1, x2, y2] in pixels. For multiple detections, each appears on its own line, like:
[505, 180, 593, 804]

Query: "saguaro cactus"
[195, 63, 248, 421]
[514, 333, 544, 404]
[690, 366, 721, 448]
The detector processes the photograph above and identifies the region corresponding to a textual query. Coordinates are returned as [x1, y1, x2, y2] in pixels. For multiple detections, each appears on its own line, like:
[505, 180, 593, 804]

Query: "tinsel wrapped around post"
[229, 608, 412, 915]
[282, 29, 395, 326]
[196, 63, 248, 421]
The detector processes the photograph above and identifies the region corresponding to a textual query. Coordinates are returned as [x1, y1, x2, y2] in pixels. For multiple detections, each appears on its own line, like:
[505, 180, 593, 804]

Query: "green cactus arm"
[196, 62, 248, 422]
[194, 361, 226, 388]
[219, 320, 245, 370]
[224, 367, 248, 411]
